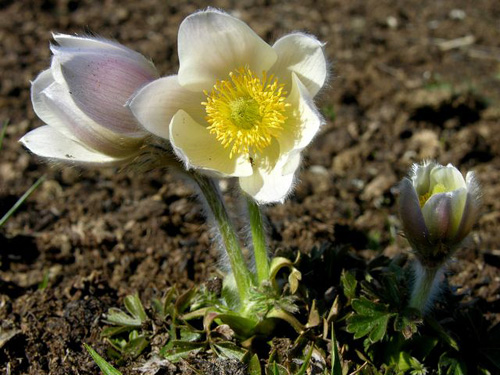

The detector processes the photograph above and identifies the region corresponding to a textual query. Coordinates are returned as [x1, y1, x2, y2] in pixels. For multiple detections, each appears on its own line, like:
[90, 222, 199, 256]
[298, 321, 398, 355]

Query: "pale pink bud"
[399, 161, 481, 267]
[21, 34, 159, 164]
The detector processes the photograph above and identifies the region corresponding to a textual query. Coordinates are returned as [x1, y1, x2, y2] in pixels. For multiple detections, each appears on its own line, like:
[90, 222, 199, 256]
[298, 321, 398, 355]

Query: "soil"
[1, 0, 499, 374]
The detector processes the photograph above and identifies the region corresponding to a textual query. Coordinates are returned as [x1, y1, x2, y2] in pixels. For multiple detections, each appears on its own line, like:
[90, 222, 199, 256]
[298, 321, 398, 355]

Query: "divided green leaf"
[341, 270, 357, 302]
[346, 298, 395, 343]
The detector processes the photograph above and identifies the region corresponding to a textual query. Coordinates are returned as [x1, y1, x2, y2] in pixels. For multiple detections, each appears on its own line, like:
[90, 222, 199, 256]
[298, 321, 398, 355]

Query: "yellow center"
[202, 67, 289, 158]
[419, 183, 447, 207]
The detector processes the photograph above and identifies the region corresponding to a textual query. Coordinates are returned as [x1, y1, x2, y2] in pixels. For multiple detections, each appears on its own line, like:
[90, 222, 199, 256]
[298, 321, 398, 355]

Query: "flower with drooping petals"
[399, 161, 481, 266]
[129, 9, 327, 203]
[21, 34, 159, 165]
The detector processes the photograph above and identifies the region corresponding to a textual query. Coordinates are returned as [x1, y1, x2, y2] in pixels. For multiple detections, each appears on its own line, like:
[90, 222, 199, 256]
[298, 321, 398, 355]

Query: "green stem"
[0, 174, 46, 228]
[409, 261, 442, 314]
[190, 172, 253, 303]
[247, 196, 269, 284]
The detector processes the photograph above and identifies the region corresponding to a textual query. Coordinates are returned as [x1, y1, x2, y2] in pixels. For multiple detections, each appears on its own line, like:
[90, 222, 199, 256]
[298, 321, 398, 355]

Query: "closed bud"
[399, 161, 480, 267]
[21, 34, 159, 165]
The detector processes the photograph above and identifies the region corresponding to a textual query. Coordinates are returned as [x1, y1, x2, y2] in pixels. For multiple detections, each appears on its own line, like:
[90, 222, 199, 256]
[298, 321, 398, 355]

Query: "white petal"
[421, 193, 453, 242]
[430, 164, 466, 191]
[34, 82, 143, 157]
[31, 73, 80, 142]
[128, 75, 206, 140]
[31, 69, 70, 134]
[411, 161, 436, 195]
[177, 10, 277, 91]
[448, 187, 468, 239]
[455, 190, 480, 242]
[169, 110, 253, 177]
[50, 49, 157, 135]
[52, 33, 156, 72]
[270, 33, 327, 97]
[279, 73, 323, 155]
[282, 149, 302, 175]
[239, 144, 301, 204]
[398, 178, 431, 247]
[20, 126, 125, 165]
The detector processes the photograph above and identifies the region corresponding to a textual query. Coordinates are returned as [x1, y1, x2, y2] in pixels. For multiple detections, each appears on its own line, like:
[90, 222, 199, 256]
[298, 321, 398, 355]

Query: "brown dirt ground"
[1, 0, 499, 374]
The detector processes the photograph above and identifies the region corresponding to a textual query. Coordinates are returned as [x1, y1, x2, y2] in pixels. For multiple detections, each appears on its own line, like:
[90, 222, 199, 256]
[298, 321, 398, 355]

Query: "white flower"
[21, 34, 159, 165]
[128, 10, 327, 203]
[399, 161, 481, 265]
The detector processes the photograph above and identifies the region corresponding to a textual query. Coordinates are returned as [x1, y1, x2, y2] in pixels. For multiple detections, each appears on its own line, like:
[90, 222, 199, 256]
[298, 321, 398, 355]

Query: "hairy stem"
[247, 196, 270, 284]
[409, 260, 443, 314]
[190, 172, 253, 303]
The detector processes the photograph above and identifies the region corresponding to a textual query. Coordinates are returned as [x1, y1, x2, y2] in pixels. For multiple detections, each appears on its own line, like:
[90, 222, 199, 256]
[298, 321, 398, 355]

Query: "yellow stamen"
[419, 183, 448, 207]
[202, 67, 289, 158]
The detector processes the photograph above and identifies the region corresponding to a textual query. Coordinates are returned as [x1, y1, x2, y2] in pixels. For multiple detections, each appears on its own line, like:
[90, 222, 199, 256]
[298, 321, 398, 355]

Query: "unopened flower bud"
[399, 161, 480, 267]
[21, 34, 159, 165]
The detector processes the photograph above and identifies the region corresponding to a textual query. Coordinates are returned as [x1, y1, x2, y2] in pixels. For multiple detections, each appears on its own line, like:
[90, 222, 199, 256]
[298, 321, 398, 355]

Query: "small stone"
[449, 9, 466, 20]
[386, 16, 398, 29]
[309, 165, 328, 176]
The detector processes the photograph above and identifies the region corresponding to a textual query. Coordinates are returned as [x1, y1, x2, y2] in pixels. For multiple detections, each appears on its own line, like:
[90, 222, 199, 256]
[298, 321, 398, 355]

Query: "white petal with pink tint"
[128, 75, 206, 140]
[25, 34, 159, 165]
[279, 73, 323, 155]
[270, 33, 327, 98]
[20, 126, 125, 165]
[36, 81, 143, 157]
[239, 147, 301, 204]
[178, 10, 277, 91]
[52, 33, 154, 66]
[170, 110, 252, 177]
[51, 48, 157, 135]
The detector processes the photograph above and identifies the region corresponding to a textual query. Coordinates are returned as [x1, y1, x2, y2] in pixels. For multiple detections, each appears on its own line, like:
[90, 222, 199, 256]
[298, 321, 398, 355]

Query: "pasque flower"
[129, 9, 327, 203]
[399, 161, 481, 266]
[21, 34, 159, 164]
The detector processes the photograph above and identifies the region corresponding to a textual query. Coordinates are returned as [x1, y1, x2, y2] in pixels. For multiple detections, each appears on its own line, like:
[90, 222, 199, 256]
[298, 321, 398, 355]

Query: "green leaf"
[267, 362, 289, 375]
[341, 270, 358, 302]
[84, 344, 122, 375]
[438, 353, 467, 375]
[393, 308, 420, 340]
[269, 256, 303, 293]
[217, 313, 257, 337]
[175, 288, 196, 315]
[306, 300, 320, 328]
[395, 352, 427, 374]
[105, 308, 142, 327]
[346, 298, 395, 343]
[37, 271, 50, 290]
[162, 340, 205, 362]
[425, 316, 460, 351]
[123, 294, 147, 322]
[330, 325, 342, 375]
[296, 344, 314, 375]
[152, 286, 177, 318]
[0, 174, 46, 228]
[288, 267, 302, 294]
[101, 325, 133, 338]
[212, 341, 246, 360]
[248, 354, 261, 375]
[269, 257, 294, 281]
[266, 308, 305, 334]
[122, 335, 149, 358]
[179, 329, 202, 342]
